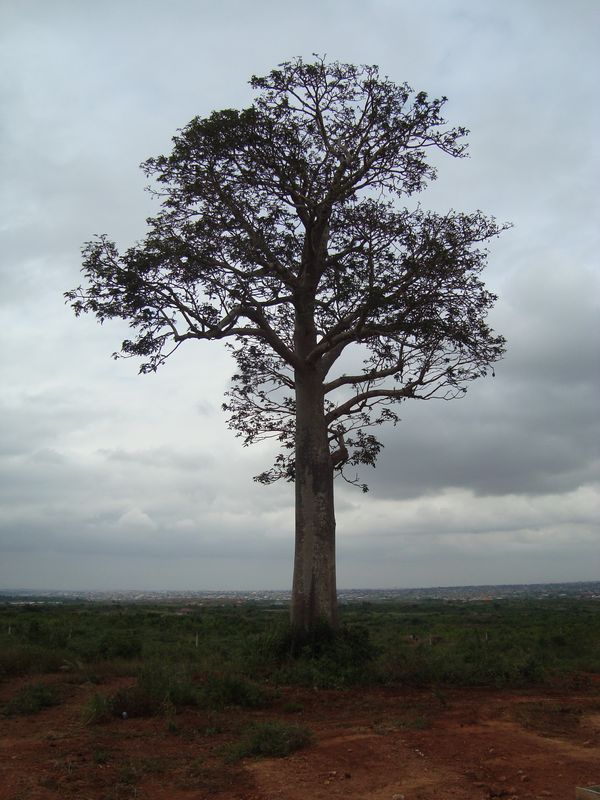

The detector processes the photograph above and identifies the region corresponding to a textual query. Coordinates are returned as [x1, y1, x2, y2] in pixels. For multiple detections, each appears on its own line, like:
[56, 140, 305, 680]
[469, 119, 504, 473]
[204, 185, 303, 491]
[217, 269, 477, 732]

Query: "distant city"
[0, 581, 599, 605]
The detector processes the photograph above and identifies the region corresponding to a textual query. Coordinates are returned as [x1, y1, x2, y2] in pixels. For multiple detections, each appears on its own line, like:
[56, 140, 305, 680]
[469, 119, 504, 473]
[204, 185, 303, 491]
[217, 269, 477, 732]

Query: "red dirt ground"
[1, 675, 599, 800]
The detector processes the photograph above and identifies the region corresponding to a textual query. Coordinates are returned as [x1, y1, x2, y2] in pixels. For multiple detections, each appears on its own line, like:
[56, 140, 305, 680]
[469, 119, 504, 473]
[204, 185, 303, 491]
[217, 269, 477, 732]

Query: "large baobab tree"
[66, 58, 507, 631]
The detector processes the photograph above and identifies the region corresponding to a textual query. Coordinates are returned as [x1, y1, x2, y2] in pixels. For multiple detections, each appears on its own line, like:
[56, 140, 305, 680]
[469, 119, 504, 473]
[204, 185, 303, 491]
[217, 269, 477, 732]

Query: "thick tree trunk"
[290, 367, 338, 631]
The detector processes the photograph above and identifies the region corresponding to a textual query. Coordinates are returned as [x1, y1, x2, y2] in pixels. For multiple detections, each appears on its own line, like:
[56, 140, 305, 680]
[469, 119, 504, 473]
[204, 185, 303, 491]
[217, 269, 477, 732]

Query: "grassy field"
[1, 597, 599, 699]
[1, 598, 599, 798]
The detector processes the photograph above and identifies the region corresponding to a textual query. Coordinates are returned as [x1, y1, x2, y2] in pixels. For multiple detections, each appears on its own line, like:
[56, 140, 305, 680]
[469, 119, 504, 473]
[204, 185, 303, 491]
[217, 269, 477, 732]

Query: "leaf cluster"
[66, 56, 508, 485]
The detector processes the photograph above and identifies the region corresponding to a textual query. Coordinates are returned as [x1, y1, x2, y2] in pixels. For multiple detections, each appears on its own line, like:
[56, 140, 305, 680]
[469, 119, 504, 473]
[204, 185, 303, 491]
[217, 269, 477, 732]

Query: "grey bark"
[290, 293, 338, 630]
[291, 367, 338, 630]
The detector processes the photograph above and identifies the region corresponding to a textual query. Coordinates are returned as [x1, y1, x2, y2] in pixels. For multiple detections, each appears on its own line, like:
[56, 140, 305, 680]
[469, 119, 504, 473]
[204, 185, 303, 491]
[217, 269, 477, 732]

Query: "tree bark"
[290, 365, 338, 631]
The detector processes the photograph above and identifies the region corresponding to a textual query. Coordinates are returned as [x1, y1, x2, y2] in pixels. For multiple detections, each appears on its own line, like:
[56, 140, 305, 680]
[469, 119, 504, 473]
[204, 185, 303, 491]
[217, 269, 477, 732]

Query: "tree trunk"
[290, 366, 338, 631]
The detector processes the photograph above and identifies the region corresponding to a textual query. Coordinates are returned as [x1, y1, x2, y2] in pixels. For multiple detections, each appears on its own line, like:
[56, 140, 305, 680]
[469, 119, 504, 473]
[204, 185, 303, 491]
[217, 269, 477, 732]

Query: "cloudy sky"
[1, 0, 598, 592]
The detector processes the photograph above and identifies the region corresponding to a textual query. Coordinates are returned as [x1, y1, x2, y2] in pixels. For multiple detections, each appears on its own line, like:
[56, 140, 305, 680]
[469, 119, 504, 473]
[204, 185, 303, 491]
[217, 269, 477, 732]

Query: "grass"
[197, 672, 274, 710]
[226, 720, 314, 761]
[1, 597, 599, 692]
[83, 691, 114, 724]
[0, 644, 66, 679]
[1, 598, 599, 799]
[109, 660, 198, 717]
[3, 682, 62, 716]
[101, 662, 274, 719]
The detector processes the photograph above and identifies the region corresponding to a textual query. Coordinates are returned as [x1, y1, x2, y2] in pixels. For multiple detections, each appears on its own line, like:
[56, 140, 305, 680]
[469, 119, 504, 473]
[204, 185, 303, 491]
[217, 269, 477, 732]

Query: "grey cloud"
[99, 447, 215, 472]
[371, 377, 599, 499]
[0, 503, 292, 561]
[362, 256, 600, 500]
[0, 393, 95, 456]
[1, 0, 598, 589]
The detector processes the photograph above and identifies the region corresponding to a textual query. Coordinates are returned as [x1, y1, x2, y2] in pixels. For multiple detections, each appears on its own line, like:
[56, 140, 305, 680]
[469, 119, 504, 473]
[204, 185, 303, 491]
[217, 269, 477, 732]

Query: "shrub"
[138, 660, 198, 706]
[226, 721, 313, 761]
[110, 660, 198, 717]
[198, 673, 273, 710]
[99, 632, 143, 659]
[380, 635, 549, 688]
[0, 645, 66, 679]
[261, 622, 378, 688]
[111, 683, 158, 718]
[263, 620, 374, 661]
[83, 692, 114, 724]
[3, 683, 61, 716]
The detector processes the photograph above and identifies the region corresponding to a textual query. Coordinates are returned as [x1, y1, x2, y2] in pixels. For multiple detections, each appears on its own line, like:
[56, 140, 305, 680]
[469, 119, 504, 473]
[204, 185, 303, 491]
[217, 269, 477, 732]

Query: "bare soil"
[1, 674, 599, 800]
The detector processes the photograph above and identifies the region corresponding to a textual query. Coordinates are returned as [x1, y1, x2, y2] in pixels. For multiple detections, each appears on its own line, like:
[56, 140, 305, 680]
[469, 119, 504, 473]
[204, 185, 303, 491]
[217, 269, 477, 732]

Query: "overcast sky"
[1, 0, 598, 592]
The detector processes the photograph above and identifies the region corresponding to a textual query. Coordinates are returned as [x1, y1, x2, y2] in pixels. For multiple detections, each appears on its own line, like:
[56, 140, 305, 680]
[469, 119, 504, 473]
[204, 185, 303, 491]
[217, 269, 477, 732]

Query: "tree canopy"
[68, 57, 506, 490]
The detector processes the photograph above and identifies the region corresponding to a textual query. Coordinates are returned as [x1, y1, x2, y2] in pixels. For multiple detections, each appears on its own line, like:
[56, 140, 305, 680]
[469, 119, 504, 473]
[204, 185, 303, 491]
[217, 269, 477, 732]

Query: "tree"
[66, 57, 507, 632]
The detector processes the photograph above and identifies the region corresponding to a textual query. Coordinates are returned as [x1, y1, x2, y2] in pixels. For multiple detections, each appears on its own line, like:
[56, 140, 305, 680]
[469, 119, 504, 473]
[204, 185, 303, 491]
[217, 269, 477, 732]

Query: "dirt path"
[247, 686, 600, 800]
[1, 677, 599, 799]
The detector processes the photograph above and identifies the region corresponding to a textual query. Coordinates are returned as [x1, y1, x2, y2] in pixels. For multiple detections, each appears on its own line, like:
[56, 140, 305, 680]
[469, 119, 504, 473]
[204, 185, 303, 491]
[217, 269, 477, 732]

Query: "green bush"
[83, 692, 114, 724]
[198, 673, 273, 710]
[98, 632, 143, 659]
[263, 620, 375, 661]
[0, 645, 66, 679]
[138, 660, 198, 706]
[111, 683, 158, 717]
[226, 721, 313, 761]
[110, 660, 198, 717]
[3, 682, 62, 716]
[380, 634, 549, 688]
[261, 622, 378, 688]
[2, 597, 599, 695]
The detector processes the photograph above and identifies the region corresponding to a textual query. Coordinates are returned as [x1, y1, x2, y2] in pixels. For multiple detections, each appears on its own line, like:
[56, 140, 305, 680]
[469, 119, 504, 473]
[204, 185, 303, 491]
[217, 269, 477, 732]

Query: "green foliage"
[109, 683, 156, 718]
[381, 632, 548, 688]
[110, 660, 198, 717]
[106, 660, 272, 718]
[282, 701, 304, 713]
[3, 682, 62, 716]
[226, 720, 314, 761]
[197, 673, 274, 710]
[138, 660, 198, 706]
[362, 598, 600, 687]
[1, 598, 599, 694]
[83, 692, 114, 724]
[263, 621, 379, 688]
[0, 644, 66, 679]
[97, 631, 143, 659]
[66, 56, 508, 525]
